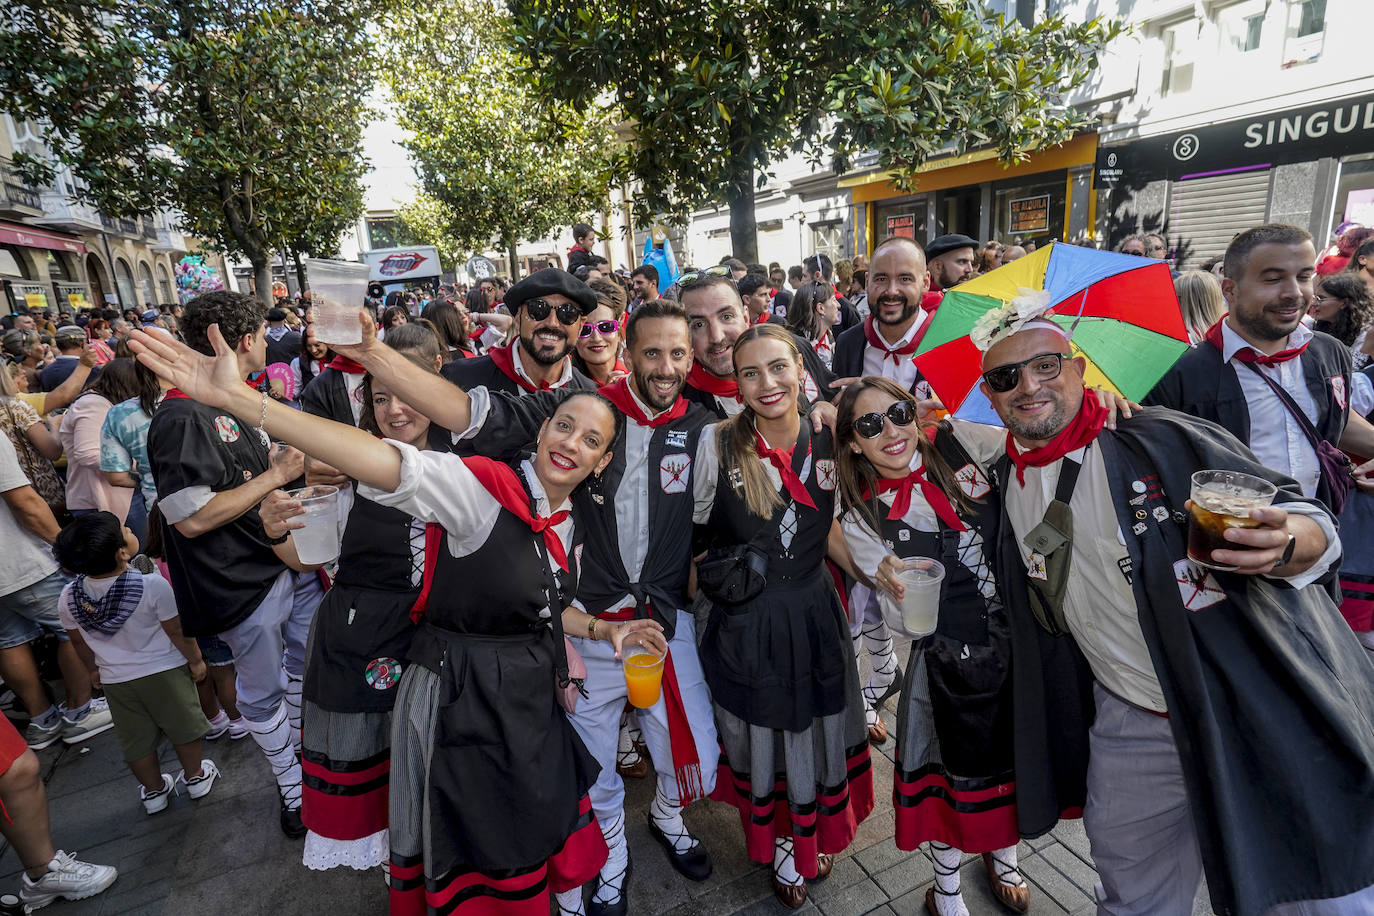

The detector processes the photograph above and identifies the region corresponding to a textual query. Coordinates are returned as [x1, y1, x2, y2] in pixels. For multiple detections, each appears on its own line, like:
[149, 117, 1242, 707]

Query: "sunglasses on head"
[981, 352, 1070, 393]
[853, 400, 918, 439]
[677, 265, 731, 287]
[522, 297, 582, 325]
[578, 319, 620, 338]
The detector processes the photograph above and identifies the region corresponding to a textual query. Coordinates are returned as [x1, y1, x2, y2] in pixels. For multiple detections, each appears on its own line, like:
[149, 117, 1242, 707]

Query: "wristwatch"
[265, 530, 290, 546]
[1275, 532, 1296, 568]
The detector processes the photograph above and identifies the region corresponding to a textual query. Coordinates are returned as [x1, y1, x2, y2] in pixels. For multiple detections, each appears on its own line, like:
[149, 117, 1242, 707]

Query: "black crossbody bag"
[1242, 363, 1355, 515]
[696, 499, 787, 606]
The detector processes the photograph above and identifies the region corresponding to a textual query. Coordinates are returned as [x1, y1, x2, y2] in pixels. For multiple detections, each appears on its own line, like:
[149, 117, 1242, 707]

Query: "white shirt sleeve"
[840, 510, 890, 580]
[158, 486, 214, 524]
[57, 584, 75, 631]
[693, 424, 723, 524]
[0, 435, 30, 493]
[949, 419, 1006, 469]
[143, 574, 181, 622]
[452, 386, 492, 443]
[357, 439, 501, 558]
[1269, 500, 1341, 590]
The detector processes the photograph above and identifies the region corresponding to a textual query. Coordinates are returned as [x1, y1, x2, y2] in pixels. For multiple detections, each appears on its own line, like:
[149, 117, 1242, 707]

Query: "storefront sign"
[0, 221, 87, 256]
[1100, 90, 1374, 182]
[362, 246, 441, 282]
[24, 292, 47, 311]
[886, 213, 917, 239]
[1009, 195, 1050, 233]
[1097, 149, 1125, 189]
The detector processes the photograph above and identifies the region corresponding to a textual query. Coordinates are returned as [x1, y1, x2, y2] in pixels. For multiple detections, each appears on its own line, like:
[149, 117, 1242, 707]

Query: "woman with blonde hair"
[1174, 270, 1227, 344]
[694, 323, 872, 908]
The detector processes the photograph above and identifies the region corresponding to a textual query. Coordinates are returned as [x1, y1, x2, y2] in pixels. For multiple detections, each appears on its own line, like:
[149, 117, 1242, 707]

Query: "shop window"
[0, 246, 26, 279]
[114, 258, 137, 308]
[1283, 0, 1325, 66]
[1160, 20, 1197, 96]
[1332, 157, 1374, 234]
[156, 263, 172, 302]
[45, 251, 71, 281]
[993, 177, 1065, 248]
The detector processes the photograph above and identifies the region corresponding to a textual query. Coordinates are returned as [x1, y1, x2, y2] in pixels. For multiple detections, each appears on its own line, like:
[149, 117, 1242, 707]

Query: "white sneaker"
[183, 760, 220, 799]
[60, 698, 114, 745]
[141, 773, 175, 814]
[204, 711, 231, 740]
[19, 850, 117, 908]
[226, 716, 250, 740]
[24, 716, 64, 750]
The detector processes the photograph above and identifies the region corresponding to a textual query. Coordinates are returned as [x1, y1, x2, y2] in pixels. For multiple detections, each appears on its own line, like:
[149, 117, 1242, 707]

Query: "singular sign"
[1096, 90, 1374, 184]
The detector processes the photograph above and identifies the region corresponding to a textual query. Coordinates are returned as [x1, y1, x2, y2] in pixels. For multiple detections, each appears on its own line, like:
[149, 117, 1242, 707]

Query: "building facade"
[1, 115, 191, 316]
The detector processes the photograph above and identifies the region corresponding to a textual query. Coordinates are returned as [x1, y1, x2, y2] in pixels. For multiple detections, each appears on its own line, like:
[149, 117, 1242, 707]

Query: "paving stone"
[869, 849, 934, 899]
[1019, 852, 1094, 912]
[1049, 817, 1092, 862]
[853, 836, 907, 877]
[1039, 841, 1099, 895]
[815, 876, 887, 916]
[806, 854, 869, 902]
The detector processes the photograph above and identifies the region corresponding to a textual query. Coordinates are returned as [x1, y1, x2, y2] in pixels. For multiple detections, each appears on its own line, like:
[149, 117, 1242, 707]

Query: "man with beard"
[1145, 223, 1374, 513]
[976, 313, 1374, 915]
[443, 268, 599, 396]
[830, 236, 936, 400]
[678, 273, 834, 419]
[342, 299, 722, 916]
[923, 234, 978, 306]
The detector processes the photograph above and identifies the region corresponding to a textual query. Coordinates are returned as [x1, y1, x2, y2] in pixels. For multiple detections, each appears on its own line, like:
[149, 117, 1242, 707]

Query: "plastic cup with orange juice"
[623, 644, 666, 708]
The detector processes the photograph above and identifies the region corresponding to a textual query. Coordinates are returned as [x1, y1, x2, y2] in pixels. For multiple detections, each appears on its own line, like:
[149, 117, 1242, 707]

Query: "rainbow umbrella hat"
[912, 242, 1188, 425]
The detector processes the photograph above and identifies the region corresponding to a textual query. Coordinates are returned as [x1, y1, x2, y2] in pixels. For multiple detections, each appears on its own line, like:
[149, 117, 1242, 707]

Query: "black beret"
[505, 267, 598, 316]
[924, 234, 979, 261]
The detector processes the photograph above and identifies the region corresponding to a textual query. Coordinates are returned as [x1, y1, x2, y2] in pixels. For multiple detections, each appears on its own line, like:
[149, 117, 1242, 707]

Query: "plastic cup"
[878, 558, 945, 638]
[623, 644, 666, 709]
[286, 485, 341, 564]
[305, 258, 371, 346]
[1187, 470, 1277, 570]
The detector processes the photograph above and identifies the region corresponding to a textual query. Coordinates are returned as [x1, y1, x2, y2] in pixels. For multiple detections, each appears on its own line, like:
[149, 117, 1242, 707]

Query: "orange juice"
[624, 651, 665, 708]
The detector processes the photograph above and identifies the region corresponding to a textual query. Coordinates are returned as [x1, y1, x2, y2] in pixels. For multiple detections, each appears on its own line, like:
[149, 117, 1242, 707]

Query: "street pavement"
[0, 661, 1213, 915]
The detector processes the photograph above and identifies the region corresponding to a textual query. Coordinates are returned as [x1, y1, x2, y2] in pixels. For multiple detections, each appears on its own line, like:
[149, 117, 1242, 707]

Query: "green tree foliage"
[396, 194, 466, 274]
[0, 0, 376, 301]
[380, 0, 620, 280]
[507, 0, 1122, 262]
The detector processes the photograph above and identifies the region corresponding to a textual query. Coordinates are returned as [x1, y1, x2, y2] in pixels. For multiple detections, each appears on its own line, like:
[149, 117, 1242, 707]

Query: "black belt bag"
[697, 500, 786, 605]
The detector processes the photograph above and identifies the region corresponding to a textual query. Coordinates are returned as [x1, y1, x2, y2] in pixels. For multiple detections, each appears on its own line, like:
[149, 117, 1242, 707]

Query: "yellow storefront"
[841, 134, 1099, 256]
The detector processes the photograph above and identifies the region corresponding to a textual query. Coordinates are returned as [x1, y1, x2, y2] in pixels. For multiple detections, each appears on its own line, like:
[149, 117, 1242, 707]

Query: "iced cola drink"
[1186, 470, 1277, 570]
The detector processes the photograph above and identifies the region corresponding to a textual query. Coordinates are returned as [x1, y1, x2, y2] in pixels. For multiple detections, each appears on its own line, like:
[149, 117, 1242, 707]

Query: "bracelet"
[587, 617, 598, 641]
[256, 390, 271, 448]
[265, 529, 289, 546]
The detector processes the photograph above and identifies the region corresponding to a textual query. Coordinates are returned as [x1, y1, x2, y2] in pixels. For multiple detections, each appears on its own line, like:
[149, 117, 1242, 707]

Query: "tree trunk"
[292, 250, 307, 295]
[250, 255, 272, 305]
[726, 145, 758, 265]
[507, 237, 522, 283]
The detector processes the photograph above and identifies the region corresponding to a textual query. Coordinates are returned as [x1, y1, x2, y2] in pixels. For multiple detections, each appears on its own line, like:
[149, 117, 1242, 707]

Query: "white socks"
[988, 844, 1024, 888]
[591, 814, 627, 906]
[930, 842, 968, 916]
[554, 888, 585, 915]
[859, 618, 898, 707]
[649, 784, 696, 855]
[773, 838, 803, 887]
[616, 713, 642, 768]
[245, 702, 301, 809]
[285, 675, 303, 752]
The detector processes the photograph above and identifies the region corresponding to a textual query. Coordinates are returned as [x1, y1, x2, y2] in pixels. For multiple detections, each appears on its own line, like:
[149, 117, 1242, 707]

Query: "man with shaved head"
[976, 310, 1374, 916]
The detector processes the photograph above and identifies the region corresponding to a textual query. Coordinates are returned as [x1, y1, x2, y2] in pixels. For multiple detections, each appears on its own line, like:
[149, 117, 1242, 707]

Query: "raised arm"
[129, 325, 407, 493]
[331, 310, 474, 434]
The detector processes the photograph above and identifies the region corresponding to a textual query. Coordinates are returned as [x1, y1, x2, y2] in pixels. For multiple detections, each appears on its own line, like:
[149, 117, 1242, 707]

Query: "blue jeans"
[0, 571, 70, 649]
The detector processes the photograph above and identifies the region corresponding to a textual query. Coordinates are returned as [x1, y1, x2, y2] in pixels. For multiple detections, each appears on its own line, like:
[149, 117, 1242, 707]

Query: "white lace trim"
[302, 828, 389, 871]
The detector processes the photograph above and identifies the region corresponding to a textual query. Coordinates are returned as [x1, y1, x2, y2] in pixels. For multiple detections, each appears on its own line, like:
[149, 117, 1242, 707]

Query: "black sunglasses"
[677, 265, 731, 287]
[982, 352, 1071, 393]
[578, 319, 620, 338]
[522, 297, 582, 326]
[853, 400, 918, 439]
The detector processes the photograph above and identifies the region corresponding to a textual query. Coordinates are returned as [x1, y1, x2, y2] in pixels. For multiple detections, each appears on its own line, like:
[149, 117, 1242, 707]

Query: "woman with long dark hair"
[834, 376, 1028, 916]
[418, 301, 474, 362]
[61, 358, 141, 523]
[98, 360, 169, 547]
[1312, 273, 1374, 372]
[694, 323, 872, 909]
[785, 281, 842, 371]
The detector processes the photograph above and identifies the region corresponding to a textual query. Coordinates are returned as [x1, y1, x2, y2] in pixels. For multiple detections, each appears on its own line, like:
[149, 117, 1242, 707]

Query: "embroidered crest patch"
[815, 458, 836, 491]
[364, 657, 403, 690]
[1173, 558, 1226, 611]
[214, 415, 240, 443]
[1028, 551, 1048, 580]
[955, 463, 991, 499]
[660, 453, 690, 494]
[1331, 375, 1347, 411]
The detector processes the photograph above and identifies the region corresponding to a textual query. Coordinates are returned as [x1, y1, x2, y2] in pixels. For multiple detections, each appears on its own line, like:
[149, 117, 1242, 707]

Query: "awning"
[0, 220, 87, 256]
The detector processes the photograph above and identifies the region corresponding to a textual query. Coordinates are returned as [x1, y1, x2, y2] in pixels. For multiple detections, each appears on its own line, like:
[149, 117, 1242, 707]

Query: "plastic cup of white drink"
[304, 258, 371, 346]
[878, 558, 945, 638]
[286, 485, 341, 564]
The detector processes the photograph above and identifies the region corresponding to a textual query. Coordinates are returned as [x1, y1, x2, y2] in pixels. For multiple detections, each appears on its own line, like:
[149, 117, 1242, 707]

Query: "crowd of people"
[0, 217, 1371, 916]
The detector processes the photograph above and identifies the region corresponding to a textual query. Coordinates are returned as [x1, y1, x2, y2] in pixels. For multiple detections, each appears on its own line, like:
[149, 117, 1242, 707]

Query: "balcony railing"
[141, 218, 158, 242]
[0, 174, 42, 213]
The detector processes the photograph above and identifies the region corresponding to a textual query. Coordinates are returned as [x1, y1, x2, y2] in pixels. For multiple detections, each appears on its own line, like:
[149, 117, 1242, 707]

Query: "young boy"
[54, 512, 221, 814]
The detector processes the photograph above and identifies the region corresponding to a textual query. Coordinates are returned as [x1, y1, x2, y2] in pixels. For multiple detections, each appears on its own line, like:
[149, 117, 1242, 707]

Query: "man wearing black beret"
[442, 267, 600, 396]
[924, 233, 979, 305]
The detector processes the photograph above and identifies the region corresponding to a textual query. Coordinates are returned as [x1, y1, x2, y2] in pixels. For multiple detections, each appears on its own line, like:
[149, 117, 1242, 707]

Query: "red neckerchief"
[1005, 389, 1109, 486]
[568, 244, 590, 256]
[461, 457, 571, 570]
[489, 343, 555, 392]
[164, 378, 259, 401]
[408, 523, 445, 623]
[686, 362, 739, 401]
[1202, 317, 1308, 367]
[598, 377, 688, 428]
[864, 464, 966, 532]
[325, 355, 366, 375]
[752, 310, 771, 325]
[863, 314, 923, 363]
[754, 428, 816, 509]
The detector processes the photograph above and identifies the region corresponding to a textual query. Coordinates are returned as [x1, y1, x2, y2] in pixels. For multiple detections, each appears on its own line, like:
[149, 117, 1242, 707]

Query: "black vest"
[299, 367, 355, 426]
[575, 406, 714, 634]
[831, 321, 930, 396]
[333, 493, 419, 592]
[441, 352, 596, 396]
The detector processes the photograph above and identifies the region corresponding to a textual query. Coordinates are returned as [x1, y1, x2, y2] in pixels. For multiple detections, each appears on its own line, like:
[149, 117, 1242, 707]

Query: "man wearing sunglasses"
[442, 267, 600, 397]
[978, 316, 1374, 916]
